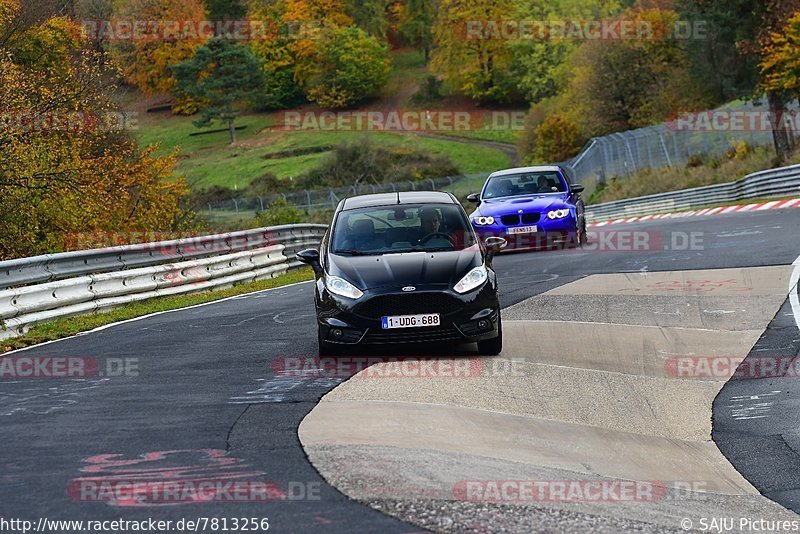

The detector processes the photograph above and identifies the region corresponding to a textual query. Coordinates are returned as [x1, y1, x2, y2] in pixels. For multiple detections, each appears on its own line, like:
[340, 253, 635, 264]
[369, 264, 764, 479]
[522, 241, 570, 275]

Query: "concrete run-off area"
[300, 265, 798, 532]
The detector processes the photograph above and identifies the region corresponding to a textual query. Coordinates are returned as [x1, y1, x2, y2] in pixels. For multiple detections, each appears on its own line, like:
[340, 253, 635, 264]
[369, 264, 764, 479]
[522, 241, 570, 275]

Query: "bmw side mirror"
[466, 193, 481, 205]
[484, 237, 507, 261]
[296, 248, 322, 275]
[570, 184, 585, 194]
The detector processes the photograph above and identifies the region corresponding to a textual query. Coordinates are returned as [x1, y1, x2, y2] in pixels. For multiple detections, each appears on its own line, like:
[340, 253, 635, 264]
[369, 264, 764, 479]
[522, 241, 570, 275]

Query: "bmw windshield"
[331, 203, 477, 255]
[483, 171, 568, 199]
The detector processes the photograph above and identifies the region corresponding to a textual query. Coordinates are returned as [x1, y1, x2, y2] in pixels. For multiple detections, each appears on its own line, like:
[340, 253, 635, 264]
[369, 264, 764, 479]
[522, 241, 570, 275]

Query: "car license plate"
[381, 313, 440, 329]
[507, 225, 537, 234]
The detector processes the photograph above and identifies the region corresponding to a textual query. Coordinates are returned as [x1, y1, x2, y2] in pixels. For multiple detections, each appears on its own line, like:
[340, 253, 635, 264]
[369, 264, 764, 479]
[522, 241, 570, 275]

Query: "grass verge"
[1, 268, 315, 353]
[137, 116, 511, 189]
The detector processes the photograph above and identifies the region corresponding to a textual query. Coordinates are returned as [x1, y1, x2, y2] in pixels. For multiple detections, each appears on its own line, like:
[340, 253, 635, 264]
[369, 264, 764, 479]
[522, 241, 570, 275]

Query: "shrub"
[532, 114, 584, 163]
[254, 197, 304, 227]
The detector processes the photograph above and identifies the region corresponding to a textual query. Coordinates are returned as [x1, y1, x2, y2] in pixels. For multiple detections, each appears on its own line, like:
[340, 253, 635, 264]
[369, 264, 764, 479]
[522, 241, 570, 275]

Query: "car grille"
[500, 213, 540, 225]
[521, 212, 541, 224]
[355, 293, 462, 319]
[363, 326, 463, 344]
[500, 214, 520, 225]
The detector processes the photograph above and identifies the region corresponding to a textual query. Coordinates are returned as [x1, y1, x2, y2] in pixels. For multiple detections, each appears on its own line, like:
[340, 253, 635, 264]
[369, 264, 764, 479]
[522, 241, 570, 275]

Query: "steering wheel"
[420, 232, 455, 246]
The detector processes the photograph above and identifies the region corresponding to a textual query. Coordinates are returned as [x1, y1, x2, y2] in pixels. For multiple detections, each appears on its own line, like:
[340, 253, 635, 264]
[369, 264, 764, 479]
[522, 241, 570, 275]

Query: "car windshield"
[483, 171, 567, 199]
[331, 203, 477, 255]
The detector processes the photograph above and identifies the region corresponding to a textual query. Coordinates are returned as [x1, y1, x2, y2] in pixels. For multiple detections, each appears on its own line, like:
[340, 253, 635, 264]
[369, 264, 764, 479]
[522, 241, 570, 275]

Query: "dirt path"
[410, 131, 520, 165]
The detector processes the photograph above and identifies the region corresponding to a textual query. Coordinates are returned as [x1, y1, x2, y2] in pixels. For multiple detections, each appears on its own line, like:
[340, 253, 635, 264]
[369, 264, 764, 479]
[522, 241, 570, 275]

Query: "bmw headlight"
[325, 275, 363, 299]
[472, 216, 494, 226]
[546, 209, 570, 220]
[454, 265, 488, 294]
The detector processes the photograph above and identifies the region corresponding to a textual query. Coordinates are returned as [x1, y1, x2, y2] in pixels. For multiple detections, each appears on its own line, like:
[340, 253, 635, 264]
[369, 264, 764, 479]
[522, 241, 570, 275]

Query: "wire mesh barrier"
[202, 173, 493, 215]
[562, 99, 800, 190]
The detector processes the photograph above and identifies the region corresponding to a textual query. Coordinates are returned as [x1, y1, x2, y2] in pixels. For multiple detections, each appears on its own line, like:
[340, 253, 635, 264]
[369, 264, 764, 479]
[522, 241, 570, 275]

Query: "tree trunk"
[767, 90, 791, 164]
[229, 119, 236, 144]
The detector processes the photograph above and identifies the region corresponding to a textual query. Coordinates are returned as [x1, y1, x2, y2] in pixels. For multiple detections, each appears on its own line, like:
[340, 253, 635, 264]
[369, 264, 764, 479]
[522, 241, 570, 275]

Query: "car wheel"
[477, 315, 503, 355]
[318, 326, 340, 357]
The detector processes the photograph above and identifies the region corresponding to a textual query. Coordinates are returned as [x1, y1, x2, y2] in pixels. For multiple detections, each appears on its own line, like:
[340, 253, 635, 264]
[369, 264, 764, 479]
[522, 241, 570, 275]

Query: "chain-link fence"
[203, 172, 492, 216]
[562, 99, 799, 191]
[204, 99, 798, 217]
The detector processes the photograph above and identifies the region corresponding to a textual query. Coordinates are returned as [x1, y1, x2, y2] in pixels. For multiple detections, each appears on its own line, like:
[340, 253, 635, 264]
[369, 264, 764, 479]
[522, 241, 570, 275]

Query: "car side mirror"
[484, 236, 507, 261]
[570, 184, 585, 194]
[466, 193, 481, 205]
[296, 248, 322, 274]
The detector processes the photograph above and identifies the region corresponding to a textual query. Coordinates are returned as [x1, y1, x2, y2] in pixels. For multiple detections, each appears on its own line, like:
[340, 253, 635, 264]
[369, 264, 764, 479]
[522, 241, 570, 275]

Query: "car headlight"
[325, 275, 363, 299]
[454, 265, 488, 294]
[472, 216, 494, 226]
[546, 209, 570, 220]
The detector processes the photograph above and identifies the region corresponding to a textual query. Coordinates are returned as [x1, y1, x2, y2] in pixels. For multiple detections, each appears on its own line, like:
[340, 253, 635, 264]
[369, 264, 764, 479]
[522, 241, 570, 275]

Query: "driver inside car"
[413, 208, 452, 248]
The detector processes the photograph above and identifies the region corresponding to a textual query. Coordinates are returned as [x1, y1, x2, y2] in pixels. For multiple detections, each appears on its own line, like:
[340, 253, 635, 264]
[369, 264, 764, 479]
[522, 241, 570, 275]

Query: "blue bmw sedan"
[466, 165, 587, 250]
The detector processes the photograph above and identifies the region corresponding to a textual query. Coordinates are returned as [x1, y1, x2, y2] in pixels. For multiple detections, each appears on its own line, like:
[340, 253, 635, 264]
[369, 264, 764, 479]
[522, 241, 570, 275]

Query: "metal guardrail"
[585, 164, 800, 221]
[0, 224, 328, 340]
[0, 224, 327, 290]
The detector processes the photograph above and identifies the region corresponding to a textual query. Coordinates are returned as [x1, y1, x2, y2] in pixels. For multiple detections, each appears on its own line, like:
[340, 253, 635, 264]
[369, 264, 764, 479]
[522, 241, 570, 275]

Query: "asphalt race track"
[2, 207, 800, 533]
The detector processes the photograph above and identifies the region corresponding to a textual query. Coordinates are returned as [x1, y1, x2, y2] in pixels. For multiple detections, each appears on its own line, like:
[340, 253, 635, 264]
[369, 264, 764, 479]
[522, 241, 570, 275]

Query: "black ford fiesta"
[297, 191, 506, 356]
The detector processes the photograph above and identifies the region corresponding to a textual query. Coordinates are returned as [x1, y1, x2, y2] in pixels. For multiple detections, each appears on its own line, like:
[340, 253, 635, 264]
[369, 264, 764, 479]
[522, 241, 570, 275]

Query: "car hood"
[477, 194, 569, 215]
[327, 245, 482, 290]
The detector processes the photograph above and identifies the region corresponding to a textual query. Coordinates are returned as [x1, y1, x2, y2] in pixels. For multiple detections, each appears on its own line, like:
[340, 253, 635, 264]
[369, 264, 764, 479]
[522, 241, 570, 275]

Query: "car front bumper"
[315, 280, 500, 346]
[473, 215, 579, 250]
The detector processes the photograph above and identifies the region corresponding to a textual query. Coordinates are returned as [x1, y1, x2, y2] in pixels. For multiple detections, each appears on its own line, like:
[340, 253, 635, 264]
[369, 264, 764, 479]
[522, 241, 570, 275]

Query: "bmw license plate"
[507, 225, 537, 234]
[381, 313, 440, 329]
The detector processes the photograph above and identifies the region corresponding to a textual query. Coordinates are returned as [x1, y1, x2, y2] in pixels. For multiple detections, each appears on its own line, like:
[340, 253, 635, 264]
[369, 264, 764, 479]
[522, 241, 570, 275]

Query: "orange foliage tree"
[0, 3, 192, 259]
[107, 0, 209, 100]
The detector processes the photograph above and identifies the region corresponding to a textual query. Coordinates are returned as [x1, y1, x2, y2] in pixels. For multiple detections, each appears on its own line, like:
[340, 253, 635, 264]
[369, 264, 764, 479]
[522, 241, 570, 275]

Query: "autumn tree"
[107, 0, 208, 98]
[558, 7, 710, 136]
[430, 0, 516, 103]
[0, 1, 192, 259]
[683, 0, 800, 162]
[751, 0, 800, 162]
[760, 11, 800, 95]
[247, 0, 303, 109]
[344, 0, 387, 38]
[395, 0, 437, 63]
[304, 26, 390, 108]
[172, 38, 265, 143]
[510, 0, 621, 104]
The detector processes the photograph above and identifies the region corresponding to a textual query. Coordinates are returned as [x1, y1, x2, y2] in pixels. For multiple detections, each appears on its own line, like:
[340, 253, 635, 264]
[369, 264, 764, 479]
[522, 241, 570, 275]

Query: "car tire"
[578, 221, 588, 247]
[318, 326, 340, 357]
[477, 316, 503, 355]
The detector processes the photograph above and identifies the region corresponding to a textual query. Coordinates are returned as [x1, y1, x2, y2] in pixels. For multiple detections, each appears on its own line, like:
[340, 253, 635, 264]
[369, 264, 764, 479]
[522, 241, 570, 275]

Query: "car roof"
[341, 191, 456, 210]
[488, 165, 563, 177]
